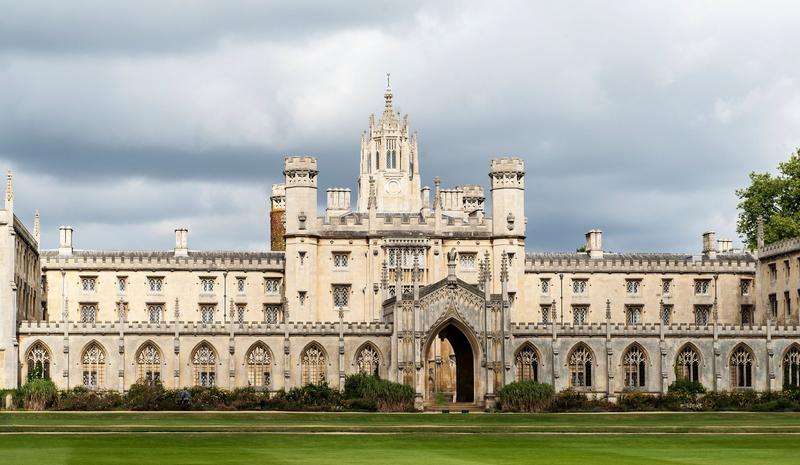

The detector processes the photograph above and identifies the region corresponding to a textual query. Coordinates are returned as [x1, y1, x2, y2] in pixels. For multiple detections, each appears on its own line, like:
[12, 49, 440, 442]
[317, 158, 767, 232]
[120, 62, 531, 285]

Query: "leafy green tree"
[737, 149, 800, 249]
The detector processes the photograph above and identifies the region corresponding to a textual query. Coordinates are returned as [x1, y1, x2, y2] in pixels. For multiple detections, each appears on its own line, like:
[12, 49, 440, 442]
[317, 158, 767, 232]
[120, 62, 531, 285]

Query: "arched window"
[622, 344, 647, 388]
[730, 345, 753, 389]
[675, 345, 701, 382]
[81, 342, 106, 389]
[26, 342, 51, 380]
[515, 345, 539, 382]
[246, 343, 272, 389]
[375, 151, 380, 170]
[783, 345, 800, 389]
[136, 343, 162, 384]
[356, 344, 380, 376]
[192, 343, 217, 387]
[568, 344, 592, 388]
[301, 344, 326, 385]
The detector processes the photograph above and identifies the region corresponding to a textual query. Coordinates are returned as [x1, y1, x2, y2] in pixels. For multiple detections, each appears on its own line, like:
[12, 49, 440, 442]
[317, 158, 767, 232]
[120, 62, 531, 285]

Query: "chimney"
[174, 228, 188, 257]
[58, 225, 73, 256]
[717, 238, 733, 253]
[585, 229, 603, 259]
[702, 231, 717, 259]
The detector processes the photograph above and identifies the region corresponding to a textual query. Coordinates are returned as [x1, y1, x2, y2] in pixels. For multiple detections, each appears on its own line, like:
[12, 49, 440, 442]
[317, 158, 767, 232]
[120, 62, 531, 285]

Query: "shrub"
[498, 381, 554, 412]
[126, 382, 175, 411]
[700, 390, 760, 411]
[668, 378, 706, 396]
[344, 373, 414, 412]
[229, 387, 270, 410]
[550, 388, 589, 412]
[17, 378, 57, 410]
[617, 391, 659, 411]
[55, 387, 124, 411]
[279, 382, 342, 411]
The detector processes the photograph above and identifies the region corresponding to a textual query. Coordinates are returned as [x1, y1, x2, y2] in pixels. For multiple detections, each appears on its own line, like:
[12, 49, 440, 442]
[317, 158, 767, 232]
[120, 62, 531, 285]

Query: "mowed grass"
[2, 412, 800, 464]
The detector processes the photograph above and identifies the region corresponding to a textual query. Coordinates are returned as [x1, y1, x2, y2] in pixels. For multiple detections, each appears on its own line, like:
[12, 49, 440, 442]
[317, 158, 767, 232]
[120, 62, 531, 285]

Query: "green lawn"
[1, 412, 799, 464]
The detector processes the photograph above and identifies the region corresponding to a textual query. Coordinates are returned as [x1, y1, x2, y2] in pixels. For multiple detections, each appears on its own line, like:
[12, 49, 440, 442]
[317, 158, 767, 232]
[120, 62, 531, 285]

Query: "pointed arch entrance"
[424, 321, 477, 403]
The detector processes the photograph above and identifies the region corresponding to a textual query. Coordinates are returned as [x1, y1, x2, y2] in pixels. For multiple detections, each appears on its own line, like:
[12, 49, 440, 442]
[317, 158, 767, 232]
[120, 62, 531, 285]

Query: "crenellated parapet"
[283, 156, 318, 187]
[40, 250, 285, 271]
[489, 157, 525, 189]
[525, 252, 756, 274]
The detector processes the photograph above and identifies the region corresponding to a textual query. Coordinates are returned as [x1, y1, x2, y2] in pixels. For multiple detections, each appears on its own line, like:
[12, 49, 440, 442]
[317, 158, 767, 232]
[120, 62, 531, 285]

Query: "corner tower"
[356, 84, 421, 212]
[490, 157, 525, 238]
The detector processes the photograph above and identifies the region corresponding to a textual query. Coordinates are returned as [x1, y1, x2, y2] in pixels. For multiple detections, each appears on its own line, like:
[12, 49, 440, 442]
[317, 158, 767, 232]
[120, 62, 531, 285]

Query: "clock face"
[386, 180, 401, 194]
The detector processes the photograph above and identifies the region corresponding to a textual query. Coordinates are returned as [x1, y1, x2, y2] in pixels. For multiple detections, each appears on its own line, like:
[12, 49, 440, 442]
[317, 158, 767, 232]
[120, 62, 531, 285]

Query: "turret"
[356, 82, 421, 212]
[489, 157, 525, 237]
[283, 156, 318, 236]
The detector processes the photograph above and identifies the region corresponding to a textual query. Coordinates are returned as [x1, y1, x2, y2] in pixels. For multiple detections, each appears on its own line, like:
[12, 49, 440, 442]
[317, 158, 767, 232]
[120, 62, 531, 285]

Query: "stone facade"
[3, 86, 800, 409]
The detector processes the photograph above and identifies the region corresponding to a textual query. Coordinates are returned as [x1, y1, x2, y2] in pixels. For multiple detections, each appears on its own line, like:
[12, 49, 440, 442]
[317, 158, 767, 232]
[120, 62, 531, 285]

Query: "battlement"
[462, 184, 485, 199]
[490, 157, 525, 174]
[283, 156, 318, 173]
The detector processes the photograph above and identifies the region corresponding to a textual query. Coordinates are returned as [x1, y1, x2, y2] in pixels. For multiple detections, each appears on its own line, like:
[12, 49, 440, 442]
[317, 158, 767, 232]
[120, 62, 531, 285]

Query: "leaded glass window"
[740, 279, 751, 296]
[662, 279, 672, 296]
[148, 277, 163, 293]
[784, 346, 800, 389]
[82, 342, 106, 389]
[541, 305, 550, 324]
[193, 344, 217, 387]
[200, 305, 215, 324]
[236, 304, 246, 324]
[569, 345, 592, 388]
[459, 253, 476, 271]
[333, 285, 350, 308]
[265, 278, 280, 294]
[623, 345, 647, 388]
[661, 304, 672, 325]
[572, 306, 588, 325]
[540, 278, 550, 295]
[80, 304, 97, 323]
[264, 305, 281, 324]
[81, 277, 96, 292]
[356, 345, 380, 376]
[333, 253, 349, 269]
[694, 305, 710, 325]
[136, 343, 161, 384]
[694, 279, 710, 295]
[515, 346, 539, 382]
[237, 277, 246, 294]
[201, 278, 215, 293]
[625, 279, 641, 295]
[730, 346, 753, 389]
[676, 346, 700, 382]
[572, 279, 588, 295]
[625, 305, 642, 325]
[26, 342, 51, 380]
[148, 304, 163, 324]
[247, 344, 272, 388]
[301, 344, 326, 385]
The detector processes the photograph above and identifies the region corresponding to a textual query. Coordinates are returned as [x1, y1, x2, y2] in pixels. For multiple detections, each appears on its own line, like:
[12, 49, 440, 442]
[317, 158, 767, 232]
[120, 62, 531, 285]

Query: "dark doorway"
[438, 324, 474, 402]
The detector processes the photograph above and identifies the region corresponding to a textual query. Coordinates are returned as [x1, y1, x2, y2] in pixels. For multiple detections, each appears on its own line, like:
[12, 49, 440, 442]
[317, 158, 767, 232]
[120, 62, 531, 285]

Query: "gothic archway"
[424, 320, 478, 403]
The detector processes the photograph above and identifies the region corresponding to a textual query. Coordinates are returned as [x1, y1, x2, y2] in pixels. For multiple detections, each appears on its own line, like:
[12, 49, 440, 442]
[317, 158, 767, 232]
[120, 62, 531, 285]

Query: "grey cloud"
[3, 1, 800, 253]
[0, 1, 424, 54]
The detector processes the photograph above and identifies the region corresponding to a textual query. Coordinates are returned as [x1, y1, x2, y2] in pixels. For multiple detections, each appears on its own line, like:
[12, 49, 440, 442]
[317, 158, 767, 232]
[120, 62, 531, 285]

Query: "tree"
[737, 149, 800, 249]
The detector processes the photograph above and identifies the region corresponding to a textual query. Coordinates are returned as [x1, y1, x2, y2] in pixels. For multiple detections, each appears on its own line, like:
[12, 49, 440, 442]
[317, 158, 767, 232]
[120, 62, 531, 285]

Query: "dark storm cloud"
[2, 1, 799, 252]
[0, 1, 423, 54]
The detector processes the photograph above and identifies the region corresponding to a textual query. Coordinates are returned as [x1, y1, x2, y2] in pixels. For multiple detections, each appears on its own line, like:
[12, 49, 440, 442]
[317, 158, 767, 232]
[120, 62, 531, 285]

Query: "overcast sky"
[2, 1, 799, 253]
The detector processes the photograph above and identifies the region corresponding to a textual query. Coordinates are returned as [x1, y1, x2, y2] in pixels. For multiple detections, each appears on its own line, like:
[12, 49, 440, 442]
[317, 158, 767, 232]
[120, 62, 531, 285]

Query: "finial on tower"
[386, 72, 391, 88]
[383, 74, 393, 111]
